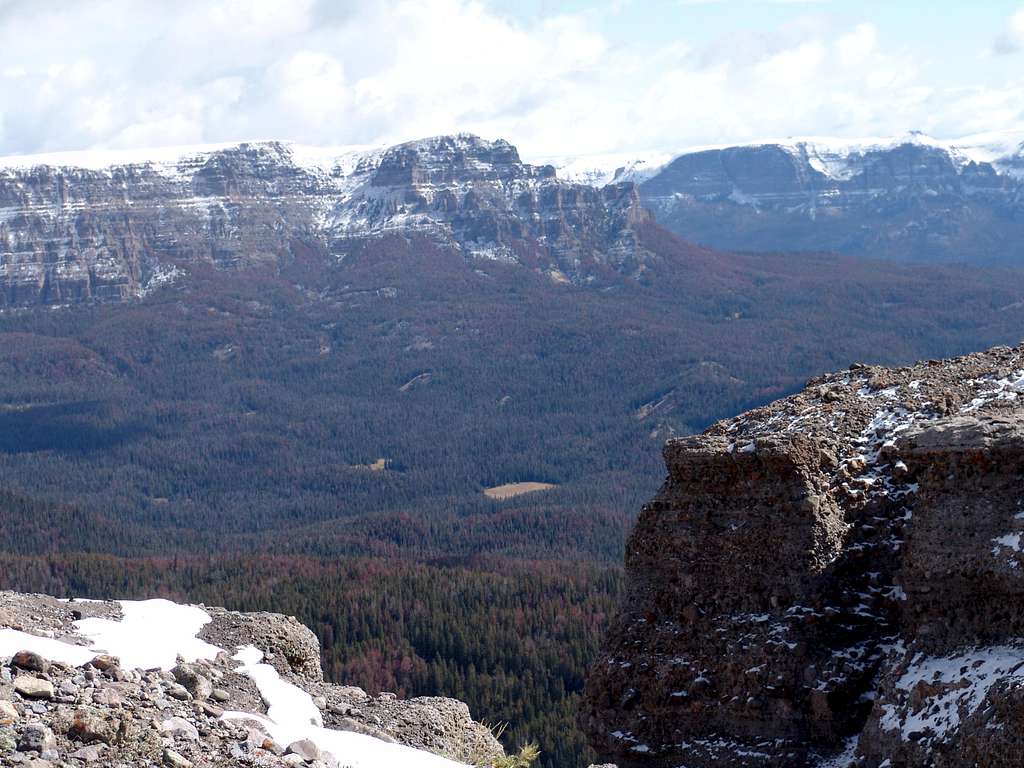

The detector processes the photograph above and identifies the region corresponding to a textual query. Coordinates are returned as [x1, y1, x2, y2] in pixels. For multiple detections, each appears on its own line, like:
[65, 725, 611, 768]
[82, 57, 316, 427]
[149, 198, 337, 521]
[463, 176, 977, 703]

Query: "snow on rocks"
[0, 591, 497, 767]
[71, 599, 222, 671]
[645, 127, 1024, 185]
[992, 533, 1023, 569]
[537, 150, 674, 187]
[224, 646, 467, 768]
[0, 632, 96, 668]
[1, 133, 655, 310]
[881, 646, 1024, 742]
[960, 368, 1024, 412]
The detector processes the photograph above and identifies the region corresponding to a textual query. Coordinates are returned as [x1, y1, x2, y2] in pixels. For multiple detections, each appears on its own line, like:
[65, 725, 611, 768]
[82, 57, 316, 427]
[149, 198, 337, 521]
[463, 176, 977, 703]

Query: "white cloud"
[993, 8, 1024, 54]
[0, 0, 1021, 159]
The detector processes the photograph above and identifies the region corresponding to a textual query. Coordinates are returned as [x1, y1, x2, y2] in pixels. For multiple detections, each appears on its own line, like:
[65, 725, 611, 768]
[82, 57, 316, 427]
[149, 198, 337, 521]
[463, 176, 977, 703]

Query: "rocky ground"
[584, 343, 1024, 767]
[0, 591, 503, 767]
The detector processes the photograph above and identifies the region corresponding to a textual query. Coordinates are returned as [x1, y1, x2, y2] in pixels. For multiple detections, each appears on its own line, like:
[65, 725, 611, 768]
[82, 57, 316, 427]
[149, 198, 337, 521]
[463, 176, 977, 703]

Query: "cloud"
[0, 0, 1021, 159]
[993, 8, 1024, 54]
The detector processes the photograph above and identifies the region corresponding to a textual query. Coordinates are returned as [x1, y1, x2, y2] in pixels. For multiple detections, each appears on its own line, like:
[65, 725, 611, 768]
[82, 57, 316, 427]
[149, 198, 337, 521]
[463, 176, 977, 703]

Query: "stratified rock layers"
[585, 344, 1024, 767]
[0, 136, 651, 307]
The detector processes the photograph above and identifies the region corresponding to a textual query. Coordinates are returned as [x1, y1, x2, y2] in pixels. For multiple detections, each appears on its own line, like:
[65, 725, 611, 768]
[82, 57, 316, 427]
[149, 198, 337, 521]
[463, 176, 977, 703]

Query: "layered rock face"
[0, 590, 502, 767]
[0, 135, 651, 307]
[585, 343, 1024, 766]
[639, 134, 1024, 264]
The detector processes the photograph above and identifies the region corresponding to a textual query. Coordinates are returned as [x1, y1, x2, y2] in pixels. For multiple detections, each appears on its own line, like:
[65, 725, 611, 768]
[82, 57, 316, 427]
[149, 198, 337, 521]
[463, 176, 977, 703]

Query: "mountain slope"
[5, 133, 1024, 767]
[3, 224, 1024, 555]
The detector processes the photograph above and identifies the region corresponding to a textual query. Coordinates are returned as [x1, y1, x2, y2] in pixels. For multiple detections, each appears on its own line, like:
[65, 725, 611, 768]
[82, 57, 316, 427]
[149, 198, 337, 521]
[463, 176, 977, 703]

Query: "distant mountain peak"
[637, 126, 1024, 264]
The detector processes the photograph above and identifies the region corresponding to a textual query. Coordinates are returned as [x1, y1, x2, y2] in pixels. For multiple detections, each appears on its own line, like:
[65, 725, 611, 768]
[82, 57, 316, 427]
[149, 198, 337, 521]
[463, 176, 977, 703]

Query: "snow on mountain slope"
[637, 127, 1024, 264]
[2, 127, 1022, 305]
[2, 127, 1021, 182]
[0, 141, 259, 172]
[224, 646, 467, 768]
[0, 132, 656, 307]
[538, 151, 674, 187]
[0, 599, 222, 670]
[0, 140, 382, 177]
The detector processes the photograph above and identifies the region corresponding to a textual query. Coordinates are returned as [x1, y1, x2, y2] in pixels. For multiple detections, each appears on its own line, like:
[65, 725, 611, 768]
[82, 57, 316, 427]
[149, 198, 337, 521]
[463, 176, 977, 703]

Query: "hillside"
[0, 134, 649, 307]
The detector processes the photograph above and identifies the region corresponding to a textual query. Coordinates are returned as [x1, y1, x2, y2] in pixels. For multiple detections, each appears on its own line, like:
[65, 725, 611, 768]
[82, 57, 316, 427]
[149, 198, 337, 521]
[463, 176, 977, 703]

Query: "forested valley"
[4, 231, 1024, 765]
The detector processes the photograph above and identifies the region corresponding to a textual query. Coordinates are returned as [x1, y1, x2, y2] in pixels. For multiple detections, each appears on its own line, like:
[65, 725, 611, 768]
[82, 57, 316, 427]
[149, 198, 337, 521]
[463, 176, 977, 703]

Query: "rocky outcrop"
[639, 132, 1024, 264]
[0, 134, 652, 307]
[0, 591, 503, 767]
[585, 343, 1024, 766]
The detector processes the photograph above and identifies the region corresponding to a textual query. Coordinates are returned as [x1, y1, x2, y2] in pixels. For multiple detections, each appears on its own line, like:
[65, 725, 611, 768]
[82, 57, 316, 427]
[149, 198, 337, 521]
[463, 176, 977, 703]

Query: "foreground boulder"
[584, 343, 1024, 767]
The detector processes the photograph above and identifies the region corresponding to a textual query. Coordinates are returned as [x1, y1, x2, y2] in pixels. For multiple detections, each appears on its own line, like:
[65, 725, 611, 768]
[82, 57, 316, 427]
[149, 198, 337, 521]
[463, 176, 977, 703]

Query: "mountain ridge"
[632, 128, 1024, 264]
[554, 128, 1024, 187]
[0, 133, 656, 307]
[5, 127, 1024, 306]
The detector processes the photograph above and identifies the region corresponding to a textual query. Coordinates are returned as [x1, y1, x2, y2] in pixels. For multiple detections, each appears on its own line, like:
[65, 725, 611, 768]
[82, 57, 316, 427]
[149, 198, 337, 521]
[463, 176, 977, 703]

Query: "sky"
[0, 0, 1023, 161]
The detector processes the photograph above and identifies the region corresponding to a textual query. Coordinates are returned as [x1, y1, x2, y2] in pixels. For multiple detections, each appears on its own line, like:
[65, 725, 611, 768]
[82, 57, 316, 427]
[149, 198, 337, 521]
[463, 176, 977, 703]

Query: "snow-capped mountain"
[5, 128, 1024, 309]
[0, 134, 651, 307]
[634, 128, 1024, 264]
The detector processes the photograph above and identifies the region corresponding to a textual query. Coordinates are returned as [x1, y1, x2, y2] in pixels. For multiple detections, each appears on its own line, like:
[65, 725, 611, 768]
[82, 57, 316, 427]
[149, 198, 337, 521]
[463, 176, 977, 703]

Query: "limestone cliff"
[584, 343, 1024, 767]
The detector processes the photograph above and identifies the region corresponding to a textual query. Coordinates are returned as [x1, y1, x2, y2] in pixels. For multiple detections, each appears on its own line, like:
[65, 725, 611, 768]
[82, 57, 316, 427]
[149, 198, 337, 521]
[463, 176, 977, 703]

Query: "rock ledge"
[585, 343, 1024, 767]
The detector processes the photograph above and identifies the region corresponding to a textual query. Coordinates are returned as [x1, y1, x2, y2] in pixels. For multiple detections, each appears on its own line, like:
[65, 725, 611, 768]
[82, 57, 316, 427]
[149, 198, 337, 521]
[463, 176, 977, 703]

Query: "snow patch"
[74, 599, 222, 670]
[223, 646, 468, 767]
[668, 127, 1024, 181]
[992, 533, 1022, 553]
[961, 369, 1024, 412]
[0, 599, 220, 670]
[992, 533, 1023, 568]
[813, 737, 859, 767]
[879, 645, 1024, 744]
[0, 141, 257, 172]
[0, 598, 470, 766]
[537, 151, 673, 187]
[0, 630, 96, 667]
[140, 264, 184, 297]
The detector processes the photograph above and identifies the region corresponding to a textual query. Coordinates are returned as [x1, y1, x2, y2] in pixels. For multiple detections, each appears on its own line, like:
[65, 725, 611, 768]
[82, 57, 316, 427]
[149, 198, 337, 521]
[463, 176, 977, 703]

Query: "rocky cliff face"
[0, 135, 651, 307]
[0, 591, 502, 767]
[639, 132, 1024, 264]
[585, 343, 1024, 767]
